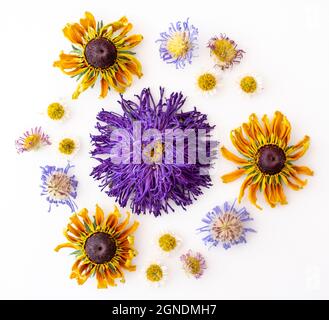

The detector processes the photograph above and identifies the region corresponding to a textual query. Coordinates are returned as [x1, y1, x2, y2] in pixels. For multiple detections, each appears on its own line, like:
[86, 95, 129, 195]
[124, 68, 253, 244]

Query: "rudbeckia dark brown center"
[257, 144, 286, 175]
[85, 38, 117, 69]
[85, 232, 117, 264]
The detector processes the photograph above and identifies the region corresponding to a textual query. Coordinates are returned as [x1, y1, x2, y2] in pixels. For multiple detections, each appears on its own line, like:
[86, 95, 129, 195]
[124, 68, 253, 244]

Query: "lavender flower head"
[90, 87, 217, 216]
[15, 126, 51, 154]
[180, 250, 206, 279]
[156, 19, 198, 69]
[197, 201, 255, 249]
[40, 162, 78, 212]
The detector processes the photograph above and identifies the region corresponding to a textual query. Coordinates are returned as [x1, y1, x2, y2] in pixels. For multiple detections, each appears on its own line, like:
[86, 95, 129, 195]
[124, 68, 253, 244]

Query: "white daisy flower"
[195, 70, 221, 96]
[43, 98, 70, 123]
[237, 73, 263, 96]
[55, 135, 80, 159]
[143, 261, 168, 287]
[155, 230, 181, 255]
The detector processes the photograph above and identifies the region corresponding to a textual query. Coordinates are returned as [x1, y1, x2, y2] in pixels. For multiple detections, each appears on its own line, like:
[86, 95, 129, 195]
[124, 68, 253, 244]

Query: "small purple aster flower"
[197, 201, 255, 249]
[180, 250, 206, 279]
[156, 18, 198, 69]
[40, 162, 78, 213]
[90, 87, 217, 216]
[15, 126, 51, 154]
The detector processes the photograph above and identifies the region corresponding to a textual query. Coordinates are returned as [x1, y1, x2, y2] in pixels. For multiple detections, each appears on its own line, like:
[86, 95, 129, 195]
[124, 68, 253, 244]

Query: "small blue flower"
[40, 162, 78, 213]
[156, 18, 198, 69]
[197, 200, 255, 250]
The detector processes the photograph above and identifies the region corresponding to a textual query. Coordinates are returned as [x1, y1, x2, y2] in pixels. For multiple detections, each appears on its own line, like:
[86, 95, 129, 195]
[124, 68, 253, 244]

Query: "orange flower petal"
[292, 165, 314, 176]
[221, 168, 246, 183]
[95, 204, 105, 225]
[248, 182, 262, 210]
[221, 146, 248, 165]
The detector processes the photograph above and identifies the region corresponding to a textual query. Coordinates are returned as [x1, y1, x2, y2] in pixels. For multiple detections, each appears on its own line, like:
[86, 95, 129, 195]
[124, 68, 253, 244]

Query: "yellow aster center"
[197, 73, 217, 91]
[158, 234, 177, 252]
[47, 103, 65, 120]
[146, 264, 163, 282]
[166, 32, 190, 58]
[58, 138, 76, 155]
[185, 257, 201, 275]
[212, 39, 237, 63]
[24, 134, 41, 150]
[240, 76, 257, 93]
[144, 141, 164, 163]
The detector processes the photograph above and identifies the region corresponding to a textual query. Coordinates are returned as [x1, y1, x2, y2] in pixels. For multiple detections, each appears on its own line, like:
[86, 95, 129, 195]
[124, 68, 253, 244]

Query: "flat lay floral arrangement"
[15, 11, 313, 289]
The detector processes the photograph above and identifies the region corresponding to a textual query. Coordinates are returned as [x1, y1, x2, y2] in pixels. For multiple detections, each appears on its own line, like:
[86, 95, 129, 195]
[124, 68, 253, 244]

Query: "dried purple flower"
[90, 87, 217, 216]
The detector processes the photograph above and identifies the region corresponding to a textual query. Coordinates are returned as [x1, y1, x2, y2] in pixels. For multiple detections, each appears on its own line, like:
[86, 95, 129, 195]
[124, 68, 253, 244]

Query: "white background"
[1, 0, 328, 300]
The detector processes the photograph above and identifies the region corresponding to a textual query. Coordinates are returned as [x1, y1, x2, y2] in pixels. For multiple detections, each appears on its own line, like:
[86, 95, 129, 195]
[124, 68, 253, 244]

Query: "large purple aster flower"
[90, 87, 217, 216]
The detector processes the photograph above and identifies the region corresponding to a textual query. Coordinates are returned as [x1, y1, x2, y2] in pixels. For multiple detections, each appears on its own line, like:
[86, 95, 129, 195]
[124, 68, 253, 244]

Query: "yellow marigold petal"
[221, 146, 248, 165]
[249, 113, 265, 138]
[80, 11, 96, 32]
[103, 70, 126, 93]
[63, 229, 80, 243]
[121, 34, 144, 49]
[116, 211, 131, 233]
[67, 224, 82, 237]
[78, 208, 92, 226]
[262, 114, 272, 136]
[95, 204, 105, 225]
[221, 168, 246, 183]
[238, 175, 254, 202]
[292, 165, 314, 176]
[248, 183, 262, 210]
[271, 111, 284, 138]
[118, 221, 139, 240]
[264, 184, 276, 208]
[104, 268, 116, 287]
[285, 178, 301, 191]
[290, 173, 308, 187]
[54, 243, 78, 252]
[72, 69, 99, 99]
[231, 129, 252, 157]
[63, 24, 83, 45]
[99, 77, 109, 98]
[70, 214, 86, 232]
[276, 184, 288, 205]
[286, 135, 310, 160]
[96, 270, 108, 289]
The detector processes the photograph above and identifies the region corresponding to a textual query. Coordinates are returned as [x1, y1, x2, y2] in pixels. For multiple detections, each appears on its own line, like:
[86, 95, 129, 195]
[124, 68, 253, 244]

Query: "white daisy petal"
[42, 98, 70, 123]
[143, 261, 168, 287]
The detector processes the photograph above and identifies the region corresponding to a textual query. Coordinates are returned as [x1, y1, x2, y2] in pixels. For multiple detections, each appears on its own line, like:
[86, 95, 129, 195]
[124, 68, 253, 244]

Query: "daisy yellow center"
[144, 141, 164, 163]
[47, 172, 72, 200]
[58, 138, 76, 155]
[197, 73, 217, 91]
[240, 76, 257, 94]
[24, 134, 41, 150]
[47, 103, 65, 120]
[146, 264, 163, 282]
[166, 32, 190, 59]
[158, 234, 177, 252]
[212, 39, 237, 63]
[211, 212, 243, 243]
[185, 257, 201, 275]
